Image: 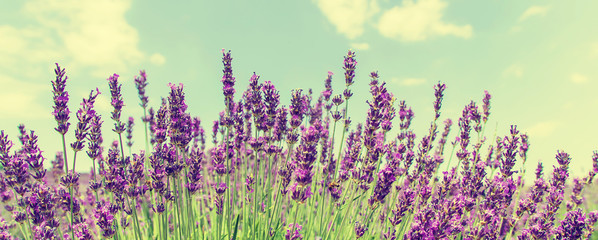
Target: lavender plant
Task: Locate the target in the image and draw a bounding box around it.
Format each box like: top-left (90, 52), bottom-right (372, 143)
top-left (0, 50), bottom-right (597, 240)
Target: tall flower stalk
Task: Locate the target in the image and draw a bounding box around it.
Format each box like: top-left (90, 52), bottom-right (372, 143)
top-left (0, 52), bottom-right (597, 240)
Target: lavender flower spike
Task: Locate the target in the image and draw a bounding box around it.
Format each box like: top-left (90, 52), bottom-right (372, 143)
top-left (433, 82), bottom-right (447, 120)
top-left (134, 70), bottom-right (149, 108)
top-left (126, 116), bottom-right (134, 148)
top-left (107, 73), bottom-right (125, 133)
top-left (222, 49), bottom-right (236, 110)
top-left (343, 50), bottom-right (357, 87)
top-left (70, 88), bottom-right (100, 153)
top-left (52, 63), bottom-right (71, 135)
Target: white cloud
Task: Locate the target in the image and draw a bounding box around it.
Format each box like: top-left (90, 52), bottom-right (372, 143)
top-left (315, 0), bottom-right (380, 39)
top-left (150, 53), bottom-right (166, 66)
top-left (12, 0), bottom-right (147, 77)
top-left (570, 73), bottom-right (588, 84)
top-left (377, 0), bottom-right (472, 42)
top-left (503, 64), bottom-right (523, 78)
top-left (350, 42), bottom-right (370, 50)
top-left (0, 0), bottom-right (153, 121)
top-left (519, 5), bottom-right (550, 22)
top-left (392, 77), bottom-right (427, 86)
top-left (526, 121), bottom-right (558, 137)
top-left (0, 74), bottom-right (47, 119)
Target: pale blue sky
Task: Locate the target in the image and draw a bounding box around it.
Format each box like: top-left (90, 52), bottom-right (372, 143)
top-left (1, 0), bottom-right (597, 181)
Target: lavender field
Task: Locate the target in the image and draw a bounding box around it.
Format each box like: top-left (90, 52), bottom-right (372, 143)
top-left (0, 49), bottom-right (596, 240)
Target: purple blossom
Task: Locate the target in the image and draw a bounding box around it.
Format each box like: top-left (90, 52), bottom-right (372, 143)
top-left (262, 81), bottom-right (280, 130)
top-left (389, 188), bottom-right (415, 226)
top-left (214, 182), bottom-right (227, 215)
top-left (285, 223), bottom-right (303, 240)
top-left (0, 131), bottom-right (12, 166)
top-left (94, 201), bottom-right (116, 238)
top-left (500, 125), bottom-right (521, 178)
top-left (221, 49), bottom-right (236, 110)
top-left (293, 124), bottom-right (320, 189)
top-left (482, 90), bottom-right (491, 123)
top-left (154, 103), bottom-right (169, 145)
top-left (86, 115), bottom-right (103, 161)
top-left (322, 71), bottom-right (333, 102)
top-left (554, 208), bottom-right (586, 239)
top-left (134, 70), bottom-right (149, 109)
top-left (289, 89), bottom-right (306, 129)
top-left (343, 50), bottom-right (357, 87)
top-left (52, 63), bottom-right (71, 135)
top-left (433, 82), bottom-right (447, 120)
top-left (398, 100), bottom-right (414, 131)
top-left (22, 131), bottom-right (47, 181)
top-left (435, 118), bottom-right (452, 156)
top-left (186, 148), bottom-right (203, 195)
top-left (168, 83), bottom-right (192, 148)
top-left (354, 222), bottom-right (367, 239)
top-left (126, 116), bottom-right (134, 148)
top-left (368, 166), bottom-right (396, 207)
top-left (71, 89), bottom-right (100, 152)
top-left (107, 73), bottom-right (125, 134)
top-left (588, 151), bottom-right (598, 184)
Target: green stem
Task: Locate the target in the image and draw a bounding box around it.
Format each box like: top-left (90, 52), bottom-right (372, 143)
top-left (61, 134), bottom-right (69, 173)
top-left (126, 196), bottom-right (142, 240)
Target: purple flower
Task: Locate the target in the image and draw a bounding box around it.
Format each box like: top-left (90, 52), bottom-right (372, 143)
top-left (499, 125), bottom-right (520, 178)
top-left (435, 119), bottom-right (452, 156)
top-left (73, 222), bottom-right (92, 240)
top-left (94, 201), bottom-right (116, 238)
top-left (272, 107), bottom-right (288, 142)
top-left (482, 90), bottom-right (491, 123)
top-left (278, 161), bottom-right (295, 196)
top-left (293, 124), bottom-right (320, 189)
top-left (107, 73), bottom-right (125, 134)
top-left (433, 82), bottom-right (447, 120)
top-left (322, 71), bottom-right (333, 102)
top-left (60, 171), bottom-right (80, 188)
top-left (52, 63), bottom-right (71, 135)
top-left (86, 115), bottom-right (104, 161)
top-left (262, 81), bottom-right (280, 130)
top-left (339, 125), bottom-right (362, 181)
top-left (155, 103), bottom-right (170, 145)
top-left (389, 188), bottom-right (415, 226)
top-left (343, 50), bottom-right (357, 87)
top-left (523, 151), bottom-right (571, 237)
top-left (70, 88), bottom-right (100, 152)
top-left (0, 131), bottom-right (12, 166)
top-left (126, 116), bottom-right (134, 148)
top-left (134, 70), bottom-right (149, 109)
top-left (21, 131), bottom-right (47, 181)
top-left (398, 101), bottom-right (414, 131)
top-left (588, 151), bottom-right (598, 184)
top-left (289, 89), bottom-right (307, 129)
top-left (186, 148), bottom-right (203, 195)
top-left (554, 208), bottom-right (586, 239)
top-left (354, 222), bottom-right (367, 239)
top-left (290, 183), bottom-right (312, 204)
top-left (168, 83), bottom-right (192, 148)
top-left (149, 144), bottom-right (168, 195)
top-left (221, 49), bottom-right (236, 110)
top-left (214, 182), bottom-right (227, 215)
top-left (368, 166), bottom-right (396, 207)
top-left (516, 162), bottom-right (547, 217)
top-left (285, 223), bottom-right (303, 240)
top-left (566, 177), bottom-right (584, 211)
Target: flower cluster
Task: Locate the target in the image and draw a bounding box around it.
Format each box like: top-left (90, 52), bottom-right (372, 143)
top-left (0, 50), bottom-right (596, 240)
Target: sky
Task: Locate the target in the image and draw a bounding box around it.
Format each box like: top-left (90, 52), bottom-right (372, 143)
top-left (0, 0), bottom-right (597, 182)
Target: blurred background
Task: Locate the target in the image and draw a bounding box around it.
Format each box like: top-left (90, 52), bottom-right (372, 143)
top-left (0, 0), bottom-right (597, 182)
